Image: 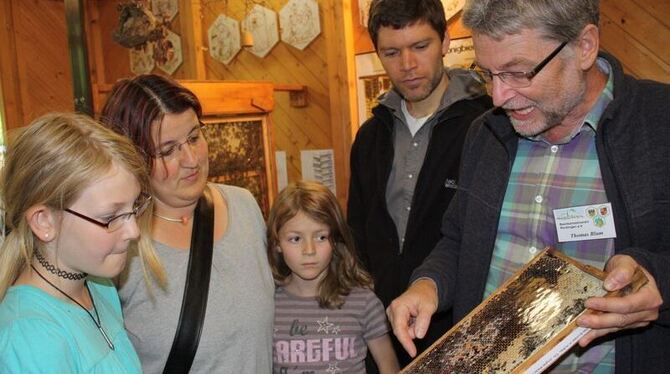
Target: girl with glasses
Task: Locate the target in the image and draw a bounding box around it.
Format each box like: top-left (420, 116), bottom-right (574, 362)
top-left (0, 113), bottom-right (160, 372)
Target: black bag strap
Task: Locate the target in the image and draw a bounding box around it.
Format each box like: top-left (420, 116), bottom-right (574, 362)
top-left (163, 187), bottom-right (214, 374)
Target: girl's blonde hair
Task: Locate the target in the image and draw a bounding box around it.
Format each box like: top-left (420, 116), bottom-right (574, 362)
top-left (0, 113), bottom-right (165, 300)
top-left (267, 181), bottom-right (373, 309)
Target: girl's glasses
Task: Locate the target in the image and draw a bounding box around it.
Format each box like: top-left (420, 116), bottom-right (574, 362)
top-left (64, 193), bottom-right (152, 232)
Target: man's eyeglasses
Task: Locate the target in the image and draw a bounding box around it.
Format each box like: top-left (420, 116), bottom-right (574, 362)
top-left (155, 123), bottom-right (206, 160)
top-left (64, 193), bottom-right (152, 232)
top-left (470, 41), bottom-right (568, 88)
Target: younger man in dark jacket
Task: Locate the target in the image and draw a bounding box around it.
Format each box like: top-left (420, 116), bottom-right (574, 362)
top-left (347, 0), bottom-right (491, 366)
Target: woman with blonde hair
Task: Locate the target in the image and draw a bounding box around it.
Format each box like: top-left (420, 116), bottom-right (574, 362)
top-left (0, 113), bottom-right (160, 372)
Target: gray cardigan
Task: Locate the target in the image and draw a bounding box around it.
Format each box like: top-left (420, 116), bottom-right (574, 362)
top-left (412, 52), bottom-right (670, 373)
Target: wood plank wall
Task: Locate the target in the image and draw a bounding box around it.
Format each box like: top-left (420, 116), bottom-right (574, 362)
top-left (0, 0), bottom-right (74, 130)
top-left (87, 0), bottom-right (333, 190)
top-left (1, 0), bottom-right (669, 152)
top-left (350, 0), bottom-right (670, 83)
top-left (198, 0), bottom-right (332, 187)
top-left (600, 0), bottom-right (670, 83)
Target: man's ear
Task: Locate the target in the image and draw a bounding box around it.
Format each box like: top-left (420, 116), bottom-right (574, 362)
top-left (441, 29), bottom-right (451, 56)
top-left (576, 24), bottom-right (600, 70)
top-left (25, 205), bottom-right (57, 243)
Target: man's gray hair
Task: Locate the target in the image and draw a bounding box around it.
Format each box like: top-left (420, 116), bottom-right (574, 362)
top-left (462, 0), bottom-right (599, 42)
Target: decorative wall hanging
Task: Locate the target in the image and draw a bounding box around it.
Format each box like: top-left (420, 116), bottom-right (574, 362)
top-left (178, 81), bottom-right (277, 217)
top-left (442, 0), bottom-right (465, 21)
top-left (300, 149), bottom-right (336, 194)
top-left (241, 4), bottom-right (279, 58)
top-left (202, 116), bottom-right (272, 217)
top-left (113, 2), bottom-right (161, 49)
top-left (208, 14), bottom-right (241, 65)
top-left (130, 43), bottom-right (155, 74)
top-left (278, 0), bottom-right (320, 51)
top-left (355, 52), bottom-right (389, 125)
top-left (444, 37), bottom-right (475, 69)
top-left (151, 0), bottom-right (179, 22)
top-left (358, 0), bottom-right (372, 27)
top-left (156, 29), bottom-right (182, 75)
top-left (114, 1), bottom-right (183, 75)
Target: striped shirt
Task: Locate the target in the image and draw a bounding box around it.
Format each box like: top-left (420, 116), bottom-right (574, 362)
top-left (273, 286), bottom-right (389, 373)
top-left (485, 58), bottom-right (616, 373)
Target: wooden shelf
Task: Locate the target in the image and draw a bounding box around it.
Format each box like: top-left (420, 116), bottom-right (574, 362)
top-left (274, 83), bottom-right (308, 108)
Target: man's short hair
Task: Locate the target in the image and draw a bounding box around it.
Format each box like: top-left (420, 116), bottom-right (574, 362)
top-left (463, 0), bottom-right (599, 42)
top-left (367, 0), bottom-right (447, 49)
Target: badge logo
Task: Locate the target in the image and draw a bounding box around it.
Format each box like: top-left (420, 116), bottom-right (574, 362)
top-left (585, 205), bottom-right (608, 227)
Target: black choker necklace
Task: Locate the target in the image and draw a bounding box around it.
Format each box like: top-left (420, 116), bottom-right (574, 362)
top-left (31, 265), bottom-right (115, 350)
top-left (33, 250), bottom-right (87, 281)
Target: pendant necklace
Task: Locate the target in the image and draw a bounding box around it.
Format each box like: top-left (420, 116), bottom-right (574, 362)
top-left (153, 212), bottom-right (192, 225)
top-left (31, 265), bottom-right (115, 350)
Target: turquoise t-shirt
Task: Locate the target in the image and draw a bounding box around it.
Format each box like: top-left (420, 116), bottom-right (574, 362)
top-left (0, 277), bottom-right (141, 373)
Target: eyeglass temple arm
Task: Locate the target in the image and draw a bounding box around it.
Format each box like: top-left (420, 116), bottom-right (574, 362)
top-left (527, 41), bottom-right (568, 79)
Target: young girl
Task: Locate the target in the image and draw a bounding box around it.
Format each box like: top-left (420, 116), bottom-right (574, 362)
top-left (0, 113), bottom-right (160, 372)
top-left (267, 181), bottom-right (399, 373)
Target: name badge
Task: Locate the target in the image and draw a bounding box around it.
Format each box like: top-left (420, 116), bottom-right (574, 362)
top-left (553, 203), bottom-right (617, 242)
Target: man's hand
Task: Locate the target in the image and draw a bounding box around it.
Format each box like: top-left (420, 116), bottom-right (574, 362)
top-left (386, 278), bottom-right (439, 357)
top-left (577, 254), bottom-right (663, 346)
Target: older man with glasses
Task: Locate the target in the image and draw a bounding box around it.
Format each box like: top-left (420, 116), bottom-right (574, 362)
top-left (387, 0), bottom-right (670, 372)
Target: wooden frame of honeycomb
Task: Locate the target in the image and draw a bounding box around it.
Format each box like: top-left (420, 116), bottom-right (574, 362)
top-left (401, 247), bottom-right (647, 373)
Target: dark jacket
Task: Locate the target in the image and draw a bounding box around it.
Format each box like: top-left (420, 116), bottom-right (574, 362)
top-left (412, 52), bottom-right (670, 373)
top-left (348, 71), bottom-right (492, 360)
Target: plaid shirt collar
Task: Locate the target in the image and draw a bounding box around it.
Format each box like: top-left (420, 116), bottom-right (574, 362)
top-left (526, 57), bottom-right (615, 143)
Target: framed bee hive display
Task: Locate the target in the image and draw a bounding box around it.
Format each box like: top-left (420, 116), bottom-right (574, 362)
top-left (401, 248), bottom-right (647, 374)
top-left (202, 115), bottom-right (272, 217)
top-left (179, 81), bottom-right (277, 218)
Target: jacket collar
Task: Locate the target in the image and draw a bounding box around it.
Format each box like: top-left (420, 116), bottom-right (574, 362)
top-left (371, 68), bottom-right (488, 132)
top-left (374, 67), bottom-right (487, 118)
top-left (598, 51), bottom-right (627, 128)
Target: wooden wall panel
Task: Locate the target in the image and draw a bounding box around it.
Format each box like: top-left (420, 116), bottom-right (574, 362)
top-left (349, 0), bottom-right (669, 83)
top-left (88, 0), bottom-right (334, 190)
top-left (1, 0), bottom-right (73, 129)
top-left (322, 0), bottom-right (358, 206)
top-left (95, 1), bottom-right (133, 82)
top-left (0, 0), bottom-right (22, 130)
top-left (2, 0), bottom-right (668, 191)
top-left (200, 0), bottom-right (333, 188)
top-left (95, 0), bottom-right (197, 85)
top-left (601, 0), bottom-right (670, 83)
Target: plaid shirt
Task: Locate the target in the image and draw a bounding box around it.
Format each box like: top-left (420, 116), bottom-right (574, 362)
top-left (485, 59), bottom-right (616, 373)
